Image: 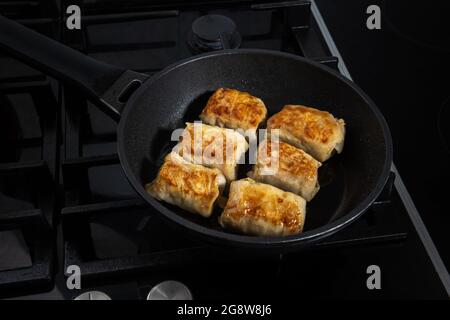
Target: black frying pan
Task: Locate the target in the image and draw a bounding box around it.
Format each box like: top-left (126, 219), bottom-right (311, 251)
top-left (0, 15), bottom-right (392, 250)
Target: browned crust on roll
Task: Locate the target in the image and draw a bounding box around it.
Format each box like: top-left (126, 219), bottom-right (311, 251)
top-left (146, 153), bottom-right (225, 217)
top-left (249, 140), bottom-right (321, 201)
top-left (200, 88), bottom-right (267, 133)
top-left (219, 178), bottom-right (306, 236)
top-left (267, 104), bottom-right (345, 162)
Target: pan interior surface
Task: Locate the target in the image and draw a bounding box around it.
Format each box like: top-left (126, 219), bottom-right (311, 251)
top-left (118, 50), bottom-right (391, 247)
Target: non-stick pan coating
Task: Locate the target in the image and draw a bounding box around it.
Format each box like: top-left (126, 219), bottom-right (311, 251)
top-left (118, 49), bottom-right (392, 249)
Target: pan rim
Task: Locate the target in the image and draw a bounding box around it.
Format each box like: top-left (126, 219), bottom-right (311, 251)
top-left (117, 48), bottom-right (393, 248)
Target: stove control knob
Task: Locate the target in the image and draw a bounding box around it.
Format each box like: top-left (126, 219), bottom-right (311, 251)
top-left (147, 280), bottom-right (192, 300)
top-left (74, 291), bottom-right (111, 300)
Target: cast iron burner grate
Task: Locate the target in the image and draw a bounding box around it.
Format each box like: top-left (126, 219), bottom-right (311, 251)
top-left (0, 77), bottom-right (58, 297)
top-left (187, 14), bottom-right (241, 52)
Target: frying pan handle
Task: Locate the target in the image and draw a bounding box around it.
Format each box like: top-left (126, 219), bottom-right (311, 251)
top-left (0, 14), bottom-right (148, 120)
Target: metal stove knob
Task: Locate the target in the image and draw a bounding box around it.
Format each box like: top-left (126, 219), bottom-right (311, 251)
top-left (74, 291), bottom-right (111, 300)
top-left (147, 280), bottom-right (193, 300)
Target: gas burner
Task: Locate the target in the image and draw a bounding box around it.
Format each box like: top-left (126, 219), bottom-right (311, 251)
top-left (147, 281), bottom-right (192, 300)
top-left (188, 14), bottom-right (241, 53)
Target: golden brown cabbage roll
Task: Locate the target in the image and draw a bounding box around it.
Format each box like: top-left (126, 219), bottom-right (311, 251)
top-left (267, 105), bottom-right (345, 162)
top-left (199, 88), bottom-right (267, 140)
top-left (146, 153), bottom-right (226, 217)
top-left (219, 178), bottom-right (306, 236)
top-left (248, 139), bottom-right (321, 201)
top-left (173, 122), bottom-right (248, 181)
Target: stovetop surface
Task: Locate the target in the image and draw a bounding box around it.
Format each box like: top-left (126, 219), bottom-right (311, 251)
top-left (316, 0), bottom-right (450, 271)
top-left (0, 0), bottom-right (448, 300)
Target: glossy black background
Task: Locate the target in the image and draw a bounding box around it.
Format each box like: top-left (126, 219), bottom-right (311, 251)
top-left (317, 0), bottom-right (450, 269)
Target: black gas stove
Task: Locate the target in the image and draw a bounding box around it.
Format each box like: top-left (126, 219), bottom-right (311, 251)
top-left (0, 0), bottom-right (448, 300)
